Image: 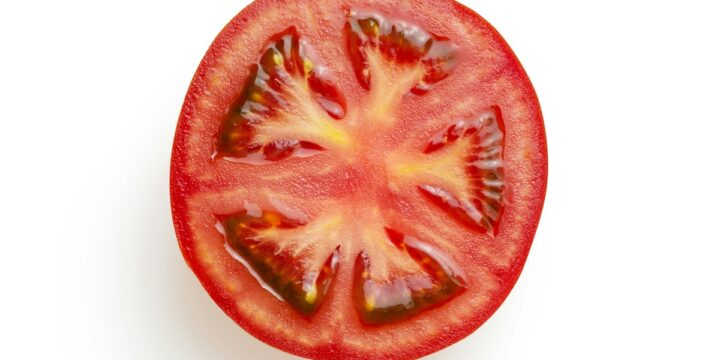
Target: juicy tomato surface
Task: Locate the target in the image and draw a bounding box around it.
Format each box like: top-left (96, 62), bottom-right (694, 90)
top-left (170, 0), bottom-right (547, 358)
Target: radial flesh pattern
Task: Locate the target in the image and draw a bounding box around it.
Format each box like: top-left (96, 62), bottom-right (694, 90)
top-left (171, 1), bottom-right (546, 359)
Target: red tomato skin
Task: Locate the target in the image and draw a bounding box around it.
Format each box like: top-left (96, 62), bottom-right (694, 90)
top-left (170, 0), bottom-right (547, 358)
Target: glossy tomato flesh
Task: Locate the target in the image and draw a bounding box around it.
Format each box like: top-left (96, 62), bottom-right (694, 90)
top-left (171, 0), bottom-right (547, 358)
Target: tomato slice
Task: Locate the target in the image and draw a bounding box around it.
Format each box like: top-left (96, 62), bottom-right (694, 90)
top-left (171, 0), bottom-right (547, 358)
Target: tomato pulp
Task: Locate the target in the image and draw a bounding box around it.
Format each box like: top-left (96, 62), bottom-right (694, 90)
top-left (171, 0), bottom-right (547, 358)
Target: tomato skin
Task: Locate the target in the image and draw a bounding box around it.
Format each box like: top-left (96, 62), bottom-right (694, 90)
top-left (170, 0), bottom-right (547, 359)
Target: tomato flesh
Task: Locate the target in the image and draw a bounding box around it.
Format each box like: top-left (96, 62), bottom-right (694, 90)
top-left (171, 1), bottom-right (547, 359)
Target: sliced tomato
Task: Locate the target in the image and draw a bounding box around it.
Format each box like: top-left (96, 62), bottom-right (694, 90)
top-left (171, 0), bottom-right (547, 358)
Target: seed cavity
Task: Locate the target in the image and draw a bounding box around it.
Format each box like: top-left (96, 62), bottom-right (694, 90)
top-left (352, 228), bottom-right (467, 325)
top-left (345, 10), bottom-right (459, 94)
top-left (420, 107), bottom-right (506, 236)
top-left (217, 204), bottom-right (340, 316)
top-left (214, 26), bottom-right (348, 164)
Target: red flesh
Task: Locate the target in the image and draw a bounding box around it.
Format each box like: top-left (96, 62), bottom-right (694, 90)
top-left (171, 1), bottom-right (547, 359)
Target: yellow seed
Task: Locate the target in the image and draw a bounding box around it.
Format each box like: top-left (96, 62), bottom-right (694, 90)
top-left (365, 297), bottom-right (375, 311)
top-left (263, 212), bottom-right (282, 226)
top-left (249, 91), bottom-right (264, 102)
top-left (305, 285), bottom-right (317, 304)
top-left (272, 51), bottom-right (283, 65)
top-left (360, 18), bottom-right (380, 36)
top-left (369, 19), bottom-right (379, 36)
top-left (303, 58), bottom-right (314, 76)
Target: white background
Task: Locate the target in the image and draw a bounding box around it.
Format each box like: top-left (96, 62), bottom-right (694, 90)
top-left (1, 0), bottom-right (719, 359)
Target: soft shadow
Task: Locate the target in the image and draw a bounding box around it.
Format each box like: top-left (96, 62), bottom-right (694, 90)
top-left (119, 115), bottom-right (298, 360)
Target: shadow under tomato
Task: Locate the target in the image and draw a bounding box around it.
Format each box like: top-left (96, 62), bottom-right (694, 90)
top-left (135, 161), bottom-right (297, 359)
top-left (89, 111), bottom-right (298, 360)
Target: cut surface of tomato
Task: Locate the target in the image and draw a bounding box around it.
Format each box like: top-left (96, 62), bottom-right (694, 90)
top-left (171, 0), bottom-right (547, 359)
